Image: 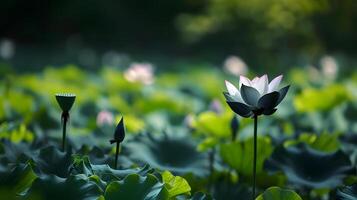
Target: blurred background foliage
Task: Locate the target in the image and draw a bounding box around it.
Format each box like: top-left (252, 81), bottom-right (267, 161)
top-left (0, 0), bottom-right (356, 71)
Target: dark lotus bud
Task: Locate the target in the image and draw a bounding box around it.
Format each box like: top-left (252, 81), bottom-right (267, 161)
top-left (110, 117), bottom-right (125, 144)
top-left (231, 115), bottom-right (239, 140)
top-left (55, 93), bottom-right (76, 112)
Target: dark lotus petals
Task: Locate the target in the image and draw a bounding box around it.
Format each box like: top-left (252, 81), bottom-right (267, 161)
top-left (226, 102), bottom-right (253, 118)
top-left (276, 85), bottom-right (290, 105)
top-left (258, 91), bottom-right (280, 110)
top-left (262, 108), bottom-right (277, 115)
top-left (240, 85), bottom-right (260, 106)
top-left (223, 92), bottom-right (236, 102)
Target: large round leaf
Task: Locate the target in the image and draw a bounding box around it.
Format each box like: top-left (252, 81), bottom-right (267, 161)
top-left (256, 187), bottom-right (302, 200)
top-left (26, 174), bottom-right (103, 200)
top-left (220, 136), bottom-right (273, 177)
top-left (34, 146), bottom-right (73, 178)
top-left (70, 156), bottom-right (154, 182)
top-left (161, 170), bottom-right (191, 198)
top-left (104, 174), bottom-right (169, 200)
top-left (0, 163), bottom-right (37, 197)
top-left (265, 143), bottom-right (355, 189)
top-left (190, 192), bottom-right (213, 200)
top-left (125, 133), bottom-right (209, 177)
top-left (336, 184), bottom-right (357, 200)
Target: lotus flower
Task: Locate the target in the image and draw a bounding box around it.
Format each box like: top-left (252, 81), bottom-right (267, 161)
top-left (124, 62), bottom-right (154, 85)
top-left (224, 75), bottom-right (289, 118)
top-left (96, 110), bottom-right (114, 127)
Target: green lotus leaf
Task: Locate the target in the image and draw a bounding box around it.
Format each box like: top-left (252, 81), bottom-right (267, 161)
top-left (211, 177), bottom-right (251, 200)
top-left (336, 184), bottom-right (357, 200)
top-left (293, 84), bottom-right (349, 112)
top-left (34, 146), bottom-right (73, 178)
top-left (265, 143), bottom-right (355, 189)
top-left (0, 140), bottom-right (32, 165)
top-left (76, 145), bottom-right (112, 165)
top-left (0, 163), bottom-right (38, 197)
top-left (26, 174), bottom-right (103, 200)
top-left (258, 92), bottom-right (280, 110)
top-left (255, 187), bottom-right (302, 200)
top-left (161, 170), bottom-right (191, 198)
top-left (190, 192), bottom-right (214, 200)
top-left (192, 111), bottom-right (232, 138)
top-left (284, 133), bottom-right (340, 153)
top-left (240, 85), bottom-right (260, 106)
top-left (226, 102), bottom-right (253, 118)
top-left (104, 174), bottom-right (169, 200)
top-left (70, 156), bottom-right (154, 182)
top-left (220, 136), bottom-right (273, 177)
top-left (55, 93), bottom-right (76, 112)
top-left (126, 133), bottom-right (209, 177)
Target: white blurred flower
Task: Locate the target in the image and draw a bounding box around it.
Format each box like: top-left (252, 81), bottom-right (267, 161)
top-left (124, 62), bottom-right (154, 85)
top-left (307, 65), bottom-right (321, 81)
top-left (0, 39), bottom-right (15, 59)
top-left (96, 110), bottom-right (114, 127)
top-left (209, 99), bottom-right (223, 114)
top-left (184, 114), bottom-right (195, 128)
top-left (320, 56), bottom-right (338, 80)
top-left (223, 56), bottom-right (248, 76)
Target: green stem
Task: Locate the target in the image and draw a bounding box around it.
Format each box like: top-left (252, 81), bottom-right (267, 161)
top-left (208, 147), bottom-right (215, 192)
top-left (252, 115), bottom-right (258, 200)
top-left (62, 114), bottom-right (68, 152)
top-left (114, 142), bottom-right (120, 169)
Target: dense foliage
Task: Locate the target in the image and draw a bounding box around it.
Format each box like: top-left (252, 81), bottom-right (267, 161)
top-left (0, 64), bottom-right (356, 199)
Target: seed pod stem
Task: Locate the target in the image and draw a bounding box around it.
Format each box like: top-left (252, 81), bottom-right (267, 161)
top-left (61, 111), bottom-right (69, 152)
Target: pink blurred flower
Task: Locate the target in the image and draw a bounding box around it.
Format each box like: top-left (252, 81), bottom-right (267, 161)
top-left (96, 110), bottom-right (114, 127)
top-left (124, 62), bottom-right (154, 85)
top-left (223, 56), bottom-right (248, 76)
top-left (209, 99), bottom-right (223, 114)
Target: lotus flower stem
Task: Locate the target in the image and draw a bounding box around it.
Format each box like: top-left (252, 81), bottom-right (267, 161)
top-left (252, 114), bottom-right (258, 200)
top-left (61, 112), bottom-right (69, 152)
top-left (208, 147), bottom-right (215, 192)
top-left (114, 142), bottom-right (120, 169)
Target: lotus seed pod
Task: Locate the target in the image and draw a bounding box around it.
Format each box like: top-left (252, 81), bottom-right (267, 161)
top-left (55, 93), bottom-right (76, 112)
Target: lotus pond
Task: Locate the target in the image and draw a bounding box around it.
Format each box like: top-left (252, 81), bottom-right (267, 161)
top-left (0, 64), bottom-right (357, 200)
